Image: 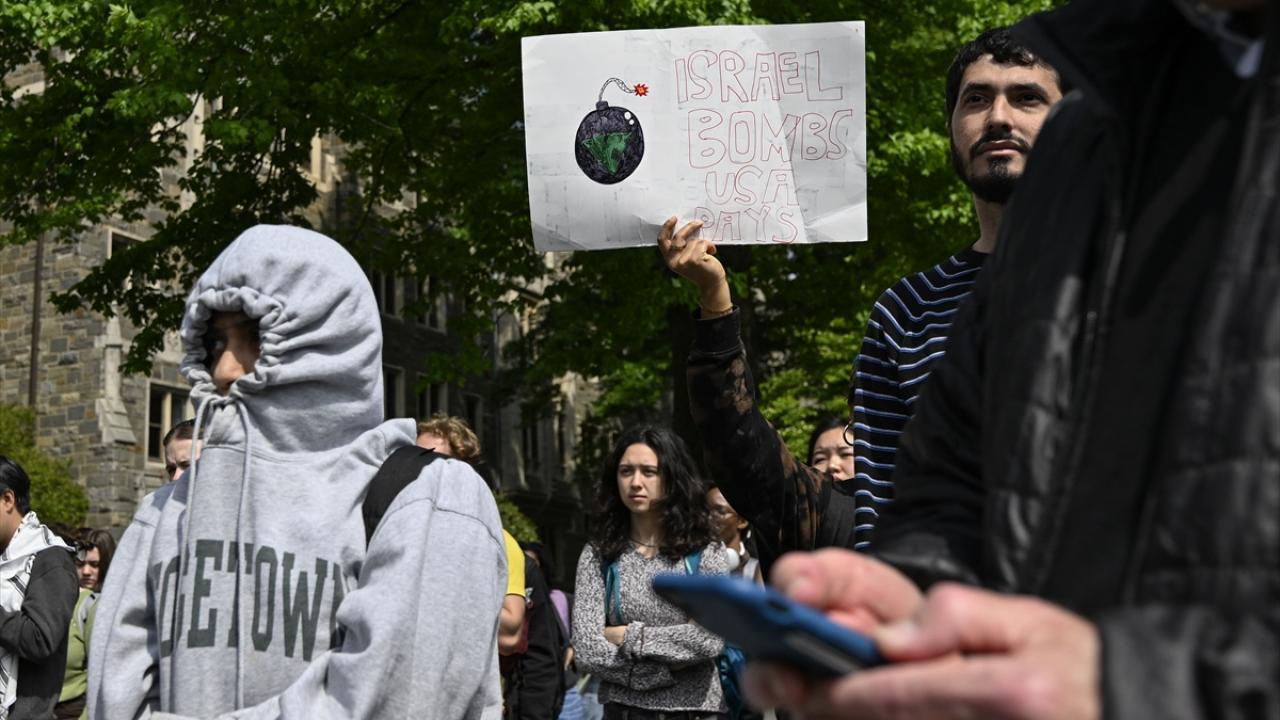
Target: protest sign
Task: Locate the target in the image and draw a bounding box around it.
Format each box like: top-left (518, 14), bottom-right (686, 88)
top-left (522, 22), bottom-right (866, 252)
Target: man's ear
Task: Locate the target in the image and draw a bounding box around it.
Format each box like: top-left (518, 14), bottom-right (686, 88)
top-left (0, 489), bottom-right (14, 512)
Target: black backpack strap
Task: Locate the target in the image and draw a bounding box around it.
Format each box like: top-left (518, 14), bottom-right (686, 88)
top-left (362, 445), bottom-right (443, 545)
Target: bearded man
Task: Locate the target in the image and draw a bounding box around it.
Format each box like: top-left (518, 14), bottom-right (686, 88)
top-left (845, 27), bottom-right (1064, 547)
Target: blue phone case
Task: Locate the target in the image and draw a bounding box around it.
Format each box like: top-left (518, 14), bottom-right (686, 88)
top-left (651, 573), bottom-right (885, 677)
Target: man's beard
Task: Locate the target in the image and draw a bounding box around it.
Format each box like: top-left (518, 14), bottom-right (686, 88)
top-left (950, 132), bottom-right (1024, 205)
top-left (966, 156), bottom-right (1018, 204)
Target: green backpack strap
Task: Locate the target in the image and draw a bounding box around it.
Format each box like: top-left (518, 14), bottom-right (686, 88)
top-left (603, 560), bottom-right (622, 625)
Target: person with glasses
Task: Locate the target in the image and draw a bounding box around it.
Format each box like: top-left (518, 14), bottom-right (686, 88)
top-left (705, 487), bottom-right (761, 586)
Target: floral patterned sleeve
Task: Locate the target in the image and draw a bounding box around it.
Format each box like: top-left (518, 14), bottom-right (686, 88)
top-left (686, 308), bottom-right (840, 577)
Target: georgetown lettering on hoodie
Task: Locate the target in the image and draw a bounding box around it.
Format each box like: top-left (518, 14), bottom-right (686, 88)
top-left (87, 226), bottom-right (507, 719)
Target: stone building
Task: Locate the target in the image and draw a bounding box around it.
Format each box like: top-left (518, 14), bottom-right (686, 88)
top-left (0, 70), bottom-right (595, 580)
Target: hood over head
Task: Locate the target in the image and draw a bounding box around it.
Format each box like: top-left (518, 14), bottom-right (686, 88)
top-left (179, 225), bottom-right (384, 454)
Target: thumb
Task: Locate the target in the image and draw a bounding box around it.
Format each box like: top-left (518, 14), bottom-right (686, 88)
top-left (875, 583), bottom-right (1023, 662)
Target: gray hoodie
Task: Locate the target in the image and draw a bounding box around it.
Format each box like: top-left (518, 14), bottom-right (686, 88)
top-left (87, 226), bottom-right (506, 719)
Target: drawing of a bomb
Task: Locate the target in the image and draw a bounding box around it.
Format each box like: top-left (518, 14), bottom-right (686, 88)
top-left (575, 78), bottom-right (648, 184)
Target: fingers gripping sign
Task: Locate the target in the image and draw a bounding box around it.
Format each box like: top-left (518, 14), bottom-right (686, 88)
top-left (657, 216), bottom-right (733, 316)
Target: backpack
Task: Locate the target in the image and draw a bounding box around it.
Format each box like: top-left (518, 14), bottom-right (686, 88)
top-left (548, 588), bottom-right (578, 687)
top-left (363, 447), bottom-right (565, 718)
top-left (361, 445), bottom-right (443, 544)
top-left (503, 560), bottom-right (567, 719)
top-left (322, 445), bottom-right (443, 649)
top-left (76, 589), bottom-right (98, 637)
top-left (603, 550), bottom-right (748, 719)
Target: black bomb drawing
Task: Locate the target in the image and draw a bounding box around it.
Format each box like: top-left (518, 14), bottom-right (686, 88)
top-left (575, 78), bottom-right (648, 184)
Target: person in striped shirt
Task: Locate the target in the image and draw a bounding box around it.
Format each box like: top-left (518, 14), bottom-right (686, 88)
top-left (847, 27), bottom-right (1064, 547)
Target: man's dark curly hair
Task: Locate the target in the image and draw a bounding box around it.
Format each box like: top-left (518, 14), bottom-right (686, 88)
top-left (0, 455), bottom-right (31, 514)
top-left (944, 26), bottom-right (1061, 121)
top-left (590, 425), bottom-right (713, 566)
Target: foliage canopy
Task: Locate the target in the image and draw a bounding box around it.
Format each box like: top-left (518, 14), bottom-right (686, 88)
top-left (0, 0), bottom-right (1060, 465)
top-left (0, 404), bottom-right (88, 526)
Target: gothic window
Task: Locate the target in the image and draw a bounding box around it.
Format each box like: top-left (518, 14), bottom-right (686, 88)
top-left (147, 384), bottom-right (192, 461)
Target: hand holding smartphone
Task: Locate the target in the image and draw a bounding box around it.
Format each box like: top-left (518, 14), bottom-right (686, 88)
top-left (652, 573), bottom-right (885, 678)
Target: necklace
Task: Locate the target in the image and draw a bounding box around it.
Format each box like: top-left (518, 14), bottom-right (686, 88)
top-left (629, 537), bottom-right (659, 548)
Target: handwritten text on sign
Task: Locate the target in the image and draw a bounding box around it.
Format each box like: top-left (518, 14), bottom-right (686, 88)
top-left (676, 49), bottom-right (855, 244)
top-left (521, 23), bottom-right (866, 252)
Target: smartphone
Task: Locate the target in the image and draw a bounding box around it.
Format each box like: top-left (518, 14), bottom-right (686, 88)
top-left (652, 573), bottom-right (885, 677)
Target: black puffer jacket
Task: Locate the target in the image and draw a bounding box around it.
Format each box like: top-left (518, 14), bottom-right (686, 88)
top-left (872, 0), bottom-right (1280, 717)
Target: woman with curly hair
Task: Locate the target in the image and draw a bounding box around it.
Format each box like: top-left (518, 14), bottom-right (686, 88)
top-left (572, 425), bottom-right (729, 720)
top-left (415, 414), bottom-right (483, 465)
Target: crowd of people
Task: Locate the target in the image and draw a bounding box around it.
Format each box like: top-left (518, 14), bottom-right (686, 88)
top-left (0, 457), bottom-right (118, 720)
top-left (0, 0), bottom-right (1273, 717)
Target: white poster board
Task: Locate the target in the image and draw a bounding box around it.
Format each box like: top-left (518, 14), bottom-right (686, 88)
top-left (522, 22), bottom-right (866, 252)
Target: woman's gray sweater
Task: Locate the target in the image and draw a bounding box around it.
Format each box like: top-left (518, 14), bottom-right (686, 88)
top-left (572, 542), bottom-right (729, 713)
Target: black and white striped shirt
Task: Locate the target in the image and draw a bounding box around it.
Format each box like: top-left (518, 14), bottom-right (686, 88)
top-left (848, 247), bottom-right (988, 549)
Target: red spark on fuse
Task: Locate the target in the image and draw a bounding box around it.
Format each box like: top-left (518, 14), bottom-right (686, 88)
top-left (633, 83), bottom-right (649, 97)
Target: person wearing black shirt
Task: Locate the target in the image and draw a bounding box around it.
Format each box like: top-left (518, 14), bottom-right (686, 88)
top-left (0, 457), bottom-right (78, 720)
top-left (740, 1), bottom-right (1280, 718)
top-left (505, 545), bottom-right (567, 720)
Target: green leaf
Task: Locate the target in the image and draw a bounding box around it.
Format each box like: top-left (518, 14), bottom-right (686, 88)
top-left (581, 131), bottom-right (631, 174)
top-left (496, 494), bottom-right (540, 543)
top-left (0, 0), bottom-right (1065, 485)
top-left (0, 403), bottom-right (87, 526)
